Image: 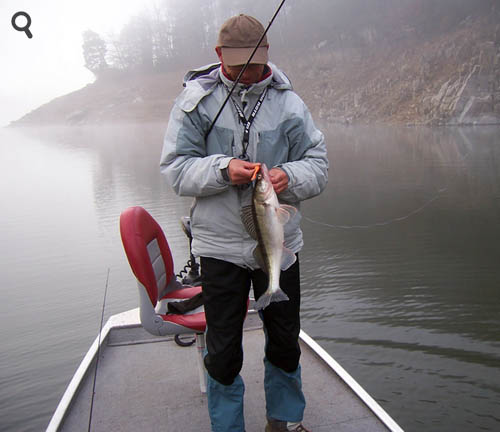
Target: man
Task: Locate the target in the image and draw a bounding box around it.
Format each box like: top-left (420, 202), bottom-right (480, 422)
top-left (160, 14), bottom-right (328, 432)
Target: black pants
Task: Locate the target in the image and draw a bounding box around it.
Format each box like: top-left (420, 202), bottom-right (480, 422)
top-left (201, 256), bottom-right (301, 386)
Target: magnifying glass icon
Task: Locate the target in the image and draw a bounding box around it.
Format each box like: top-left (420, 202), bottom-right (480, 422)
top-left (11, 11), bottom-right (33, 39)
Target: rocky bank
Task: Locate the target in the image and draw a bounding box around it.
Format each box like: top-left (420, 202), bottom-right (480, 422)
top-left (287, 15), bottom-right (500, 126)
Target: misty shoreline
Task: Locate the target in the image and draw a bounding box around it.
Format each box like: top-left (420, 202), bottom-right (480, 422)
top-left (8, 4), bottom-right (500, 128)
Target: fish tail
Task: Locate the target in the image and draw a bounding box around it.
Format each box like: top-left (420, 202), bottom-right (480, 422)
top-left (255, 288), bottom-right (290, 310)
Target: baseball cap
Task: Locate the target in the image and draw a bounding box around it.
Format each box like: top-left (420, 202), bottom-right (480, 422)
top-left (216, 14), bottom-right (269, 66)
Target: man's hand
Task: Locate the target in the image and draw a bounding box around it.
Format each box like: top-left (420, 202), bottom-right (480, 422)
top-left (269, 167), bottom-right (289, 194)
top-left (228, 159), bottom-right (260, 185)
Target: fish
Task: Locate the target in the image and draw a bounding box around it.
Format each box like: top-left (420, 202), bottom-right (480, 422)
top-left (241, 163), bottom-right (297, 310)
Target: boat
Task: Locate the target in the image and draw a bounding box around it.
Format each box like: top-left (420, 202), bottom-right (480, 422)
top-left (46, 207), bottom-right (404, 431)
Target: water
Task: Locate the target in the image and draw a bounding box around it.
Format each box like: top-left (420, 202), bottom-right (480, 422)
top-left (0, 123), bottom-right (499, 431)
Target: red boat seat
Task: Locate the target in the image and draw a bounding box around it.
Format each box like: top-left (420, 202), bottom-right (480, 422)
top-left (119, 206), bottom-right (206, 336)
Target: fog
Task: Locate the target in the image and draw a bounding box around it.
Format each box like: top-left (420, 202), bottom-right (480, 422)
top-left (0, 0), bottom-right (496, 127)
top-left (0, 0), bottom-right (146, 127)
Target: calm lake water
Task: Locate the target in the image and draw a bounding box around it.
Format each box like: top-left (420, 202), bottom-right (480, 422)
top-left (0, 123), bottom-right (499, 432)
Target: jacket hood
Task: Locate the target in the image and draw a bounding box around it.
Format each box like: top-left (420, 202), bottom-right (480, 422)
top-left (178, 62), bottom-right (292, 112)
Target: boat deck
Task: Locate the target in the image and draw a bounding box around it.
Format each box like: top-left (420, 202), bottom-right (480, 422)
top-left (52, 310), bottom-right (399, 431)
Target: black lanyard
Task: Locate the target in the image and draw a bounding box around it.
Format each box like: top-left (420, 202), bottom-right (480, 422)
top-left (228, 86), bottom-right (269, 160)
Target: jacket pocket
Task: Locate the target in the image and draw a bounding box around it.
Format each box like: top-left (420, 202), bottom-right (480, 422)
top-left (206, 126), bottom-right (234, 156)
top-left (257, 128), bottom-right (290, 166)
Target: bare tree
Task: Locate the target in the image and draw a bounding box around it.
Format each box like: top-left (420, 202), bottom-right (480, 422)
top-left (82, 30), bottom-right (108, 77)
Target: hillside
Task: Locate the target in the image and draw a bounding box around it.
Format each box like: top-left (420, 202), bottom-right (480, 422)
top-left (287, 13), bottom-right (500, 125)
top-left (10, 70), bottom-right (184, 126)
top-left (10, 11), bottom-right (500, 127)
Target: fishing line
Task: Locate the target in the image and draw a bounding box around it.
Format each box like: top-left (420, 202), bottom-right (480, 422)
top-left (88, 267), bottom-right (110, 432)
top-left (205, 0), bottom-right (287, 139)
top-left (311, 129), bottom-right (478, 230)
top-left (304, 187), bottom-right (447, 230)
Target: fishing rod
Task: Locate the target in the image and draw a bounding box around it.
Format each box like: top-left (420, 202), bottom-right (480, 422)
top-left (205, 0), bottom-right (287, 139)
top-left (88, 268), bottom-right (110, 432)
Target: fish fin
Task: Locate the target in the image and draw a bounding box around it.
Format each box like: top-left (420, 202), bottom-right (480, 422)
top-left (280, 247), bottom-right (296, 271)
top-left (276, 204), bottom-right (297, 225)
top-left (241, 205), bottom-right (257, 240)
top-left (253, 247), bottom-right (267, 273)
top-left (255, 288), bottom-right (289, 310)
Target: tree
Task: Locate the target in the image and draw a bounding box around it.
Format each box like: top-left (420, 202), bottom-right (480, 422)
top-left (82, 30), bottom-right (108, 77)
top-left (116, 14), bottom-right (154, 72)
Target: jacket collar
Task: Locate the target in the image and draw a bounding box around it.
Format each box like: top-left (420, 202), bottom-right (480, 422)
top-left (219, 65), bottom-right (274, 96)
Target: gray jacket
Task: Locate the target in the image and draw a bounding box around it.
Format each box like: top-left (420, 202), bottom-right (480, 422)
top-left (160, 63), bottom-right (328, 269)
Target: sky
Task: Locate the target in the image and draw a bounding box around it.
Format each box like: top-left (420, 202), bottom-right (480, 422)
top-left (0, 0), bottom-right (149, 127)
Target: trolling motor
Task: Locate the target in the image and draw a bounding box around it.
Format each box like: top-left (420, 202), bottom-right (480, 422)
top-left (177, 216), bottom-right (201, 286)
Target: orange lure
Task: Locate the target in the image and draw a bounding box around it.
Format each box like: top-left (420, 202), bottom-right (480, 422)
top-left (250, 163), bottom-right (261, 181)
